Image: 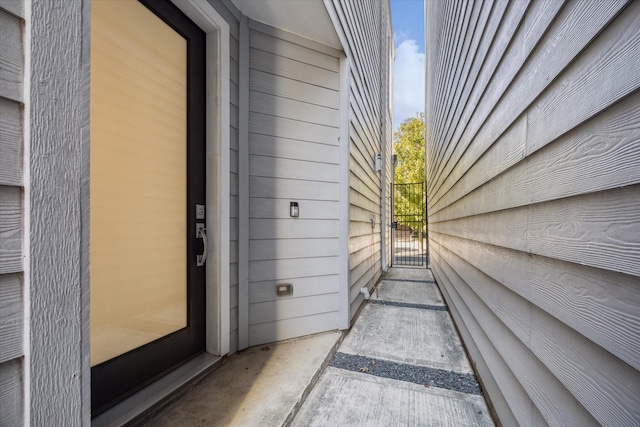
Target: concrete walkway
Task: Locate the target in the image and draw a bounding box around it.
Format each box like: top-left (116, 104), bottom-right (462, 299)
top-left (140, 267), bottom-right (493, 426)
top-left (292, 268), bottom-right (494, 426)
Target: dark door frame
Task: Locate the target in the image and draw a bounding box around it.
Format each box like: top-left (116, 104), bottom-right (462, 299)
top-left (90, 0), bottom-right (207, 414)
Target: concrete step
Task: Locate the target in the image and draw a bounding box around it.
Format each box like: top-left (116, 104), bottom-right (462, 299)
top-left (140, 331), bottom-right (342, 427)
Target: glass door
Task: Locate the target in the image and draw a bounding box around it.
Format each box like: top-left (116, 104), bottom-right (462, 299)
top-left (90, 0), bottom-right (206, 414)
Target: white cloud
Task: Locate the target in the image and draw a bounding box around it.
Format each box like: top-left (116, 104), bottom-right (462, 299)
top-left (393, 38), bottom-right (425, 130)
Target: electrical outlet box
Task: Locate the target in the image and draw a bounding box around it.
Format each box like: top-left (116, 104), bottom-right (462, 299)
top-left (276, 283), bottom-right (293, 296)
top-left (196, 204), bottom-right (205, 219)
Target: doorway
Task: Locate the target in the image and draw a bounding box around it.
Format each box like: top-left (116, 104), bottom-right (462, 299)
top-left (89, 0), bottom-right (206, 414)
top-left (392, 182), bottom-right (427, 267)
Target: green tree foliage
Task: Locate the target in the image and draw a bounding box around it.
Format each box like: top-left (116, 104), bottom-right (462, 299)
top-left (393, 113), bottom-right (426, 234)
top-left (394, 112), bottom-right (425, 185)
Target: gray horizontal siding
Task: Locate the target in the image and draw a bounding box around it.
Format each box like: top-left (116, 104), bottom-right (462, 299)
top-left (0, 358), bottom-right (23, 427)
top-left (326, 0), bottom-right (392, 321)
top-left (426, 0), bottom-right (640, 425)
top-left (0, 8), bottom-right (23, 103)
top-left (247, 21), bottom-right (341, 346)
top-left (0, 2), bottom-right (24, 426)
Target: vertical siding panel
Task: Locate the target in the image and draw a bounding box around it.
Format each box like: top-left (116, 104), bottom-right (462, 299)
top-left (29, 0), bottom-right (90, 423)
top-left (426, 0), bottom-right (640, 425)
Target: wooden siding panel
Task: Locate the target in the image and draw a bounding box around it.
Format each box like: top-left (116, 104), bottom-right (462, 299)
top-left (249, 48), bottom-right (339, 90)
top-left (248, 19), bottom-right (342, 58)
top-left (249, 30), bottom-right (339, 71)
top-left (249, 293), bottom-right (338, 325)
top-left (432, 90), bottom-right (640, 222)
top-left (434, 232), bottom-right (640, 372)
top-left (250, 91), bottom-right (339, 128)
top-left (249, 219), bottom-right (339, 240)
top-left (0, 9), bottom-right (22, 103)
top-left (431, 266), bottom-right (521, 427)
top-left (250, 275), bottom-right (338, 304)
top-left (249, 134), bottom-right (339, 165)
top-left (249, 256), bottom-right (339, 283)
top-left (0, 186), bottom-right (21, 275)
top-left (247, 23), bottom-right (342, 345)
top-left (248, 311), bottom-right (338, 346)
top-left (433, 0), bottom-right (510, 179)
top-left (250, 199), bottom-right (339, 220)
top-left (432, 185), bottom-right (640, 277)
top-left (434, 239), bottom-right (640, 425)
top-left (427, 1), bottom-right (640, 425)
top-left (435, 0), bottom-right (494, 152)
top-left (527, 19), bottom-right (640, 156)
top-left (325, 0), bottom-right (391, 321)
top-left (432, 252), bottom-right (594, 426)
top-left (0, 1), bottom-right (23, 19)
top-left (0, 275), bottom-right (21, 364)
top-left (432, 0), bottom-right (626, 206)
top-left (249, 112), bottom-right (339, 145)
top-left (0, 98), bottom-right (22, 187)
top-left (0, 358), bottom-right (22, 427)
top-left (428, 0), bottom-right (530, 189)
top-left (249, 155), bottom-right (339, 183)
top-left (250, 176), bottom-right (338, 201)
top-left (250, 238), bottom-right (338, 261)
top-left (433, 0), bottom-right (477, 144)
top-left (0, 0), bottom-right (24, 423)
top-left (250, 69), bottom-right (339, 109)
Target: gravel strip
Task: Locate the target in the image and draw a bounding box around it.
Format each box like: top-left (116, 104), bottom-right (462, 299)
top-left (330, 353), bottom-right (482, 395)
top-left (372, 299), bottom-right (448, 311)
top-left (381, 279), bottom-right (436, 284)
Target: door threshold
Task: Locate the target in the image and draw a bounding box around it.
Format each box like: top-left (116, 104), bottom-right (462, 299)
top-left (92, 353), bottom-right (222, 427)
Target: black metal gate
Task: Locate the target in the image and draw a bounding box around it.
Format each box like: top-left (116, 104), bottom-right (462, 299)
top-left (392, 182), bottom-right (427, 266)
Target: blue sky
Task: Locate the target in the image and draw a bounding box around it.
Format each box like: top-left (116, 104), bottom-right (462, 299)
top-left (390, 0), bottom-right (425, 131)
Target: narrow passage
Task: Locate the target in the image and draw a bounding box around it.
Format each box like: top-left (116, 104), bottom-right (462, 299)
top-left (292, 267), bottom-right (494, 426)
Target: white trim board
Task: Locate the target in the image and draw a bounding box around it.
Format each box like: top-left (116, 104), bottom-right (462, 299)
top-left (238, 13), bottom-right (250, 351)
top-left (338, 54), bottom-right (350, 330)
top-left (171, 0), bottom-right (231, 357)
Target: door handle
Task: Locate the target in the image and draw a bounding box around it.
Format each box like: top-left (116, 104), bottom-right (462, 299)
top-left (196, 223), bottom-right (207, 266)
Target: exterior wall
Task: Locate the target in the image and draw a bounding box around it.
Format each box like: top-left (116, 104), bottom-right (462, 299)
top-left (3, 0), bottom-right (394, 421)
top-left (425, 1), bottom-right (640, 425)
top-left (247, 20), bottom-right (342, 346)
top-left (383, 16), bottom-right (393, 270)
top-left (0, 2), bottom-right (27, 425)
top-left (325, 0), bottom-right (393, 321)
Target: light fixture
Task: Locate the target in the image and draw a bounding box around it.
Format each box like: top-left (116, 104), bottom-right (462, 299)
top-left (290, 201), bottom-right (299, 217)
